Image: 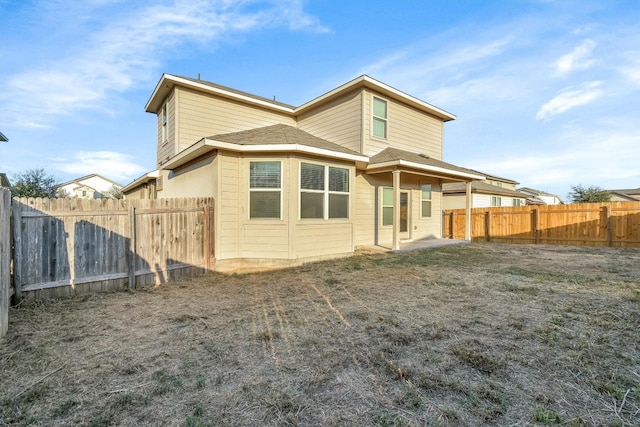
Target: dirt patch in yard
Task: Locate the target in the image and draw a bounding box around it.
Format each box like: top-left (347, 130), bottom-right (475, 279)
top-left (1, 243), bottom-right (639, 426)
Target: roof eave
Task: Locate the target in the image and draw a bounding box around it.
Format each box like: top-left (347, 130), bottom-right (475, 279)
top-left (162, 138), bottom-right (369, 170)
top-left (121, 170), bottom-right (161, 193)
top-left (295, 75), bottom-right (456, 122)
top-left (145, 74), bottom-right (295, 114)
top-left (367, 160), bottom-right (484, 181)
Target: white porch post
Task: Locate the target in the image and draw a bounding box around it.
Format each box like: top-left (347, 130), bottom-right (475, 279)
top-left (465, 181), bottom-right (472, 241)
top-left (392, 170), bottom-right (401, 250)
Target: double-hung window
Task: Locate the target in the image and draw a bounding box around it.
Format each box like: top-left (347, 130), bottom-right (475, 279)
top-left (382, 187), bottom-right (393, 226)
top-left (249, 161), bottom-right (281, 219)
top-left (421, 184), bottom-right (432, 218)
top-left (300, 162), bottom-right (349, 219)
top-left (372, 97), bottom-right (387, 139)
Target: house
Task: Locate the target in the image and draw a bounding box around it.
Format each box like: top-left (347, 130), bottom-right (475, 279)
top-left (56, 174), bottom-right (123, 199)
top-left (442, 172), bottom-right (525, 209)
top-left (124, 74), bottom-right (484, 271)
top-left (0, 174), bottom-right (10, 189)
top-left (516, 187), bottom-right (563, 205)
top-left (607, 188), bottom-right (640, 202)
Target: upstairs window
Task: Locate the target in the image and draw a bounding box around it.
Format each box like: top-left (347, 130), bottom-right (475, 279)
top-left (372, 97), bottom-right (387, 139)
top-left (300, 162), bottom-right (349, 219)
top-left (421, 184), bottom-right (432, 218)
top-left (161, 104), bottom-right (168, 142)
top-left (249, 161), bottom-right (281, 219)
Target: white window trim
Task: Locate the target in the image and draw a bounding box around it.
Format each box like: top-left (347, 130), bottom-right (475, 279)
top-left (299, 161), bottom-right (350, 220)
top-left (372, 96), bottom-right (388, 140)
top-left (381, 186), bottom-right (393, 227)
top-left (421, 184), bottom-right (432, 218)
top-left (161, 103), bottom-right (168, 143)
top-left (248, 160), bottom-right (283, 220)
top-left (491, 196), bottom-right (502, 207)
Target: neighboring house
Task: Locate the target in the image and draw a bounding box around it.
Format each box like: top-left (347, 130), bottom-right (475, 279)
top-left (124, 73), bottom-right (484, 271)
top-left (607, 188), bottom-right (640, 202)
top-left (442, 172), bottom-right (525, 209)
top-left (517, 187), bottom-right (563, 205)
top-left (0, 132), bottom-right (7, 142)
top-left (56, 174), bottom-right (123, 199)
top-left (0, 173), bottom-right (10, 189)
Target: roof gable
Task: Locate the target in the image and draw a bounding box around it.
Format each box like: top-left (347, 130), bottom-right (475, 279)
top-left (146, 74), bottom-right (455, 122)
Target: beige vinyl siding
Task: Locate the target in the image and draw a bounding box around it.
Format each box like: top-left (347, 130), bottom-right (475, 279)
top-left (217, 153), bottom-right (241, 259)
top-left (240, 224), bottom-right (289, 258)
top-left (363, 90), bottom-right (444, 159)
top-left (353, 171), bottom-right (378, 247)
top-left (157, 92), bottom-right (176, 167)
top-left (297, 89), bottom-right (363, 153)
top-left (294, 223), bottom-right (353, 258)
top-left (176, 87), bottom-right (295, 153)
top-left (157, 154), bottom-right (217, 198)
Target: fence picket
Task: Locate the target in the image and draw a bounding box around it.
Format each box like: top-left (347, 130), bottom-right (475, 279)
top-left (443, 201), bottom-right (640, 247)
top-left (10, 197), bottom-right (214, 300)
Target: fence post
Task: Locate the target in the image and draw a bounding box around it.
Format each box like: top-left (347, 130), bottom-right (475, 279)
top-left (12, 201), bottom-right (22, 299)
top-left (533, 208), bottom-right (540, 244)
top-left (485, 211), bottom-right (492, 243)
top-left (604, 205), bottom-right (612, 247)
top-left (128, 205), bottom-right (136, 289)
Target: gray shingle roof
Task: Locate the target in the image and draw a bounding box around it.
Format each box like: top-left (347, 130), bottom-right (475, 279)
top-left (369, 147), bottom-right (482, 177)
top-left (207, 124), bottom-right (362, 156)
top-left (443, 181), bottom-right (525, 197)
top-left (173, 75), bottom-right (295, 109)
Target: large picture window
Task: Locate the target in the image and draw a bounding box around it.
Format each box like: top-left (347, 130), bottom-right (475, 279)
top-left (421, 184), bottom-right (432, 218)
top-left (372, 97), bottom-right (387, 139)
top-left (300, 162), bottom-right (349, 219)
top-left (249, 161), bottom-right (281, 219)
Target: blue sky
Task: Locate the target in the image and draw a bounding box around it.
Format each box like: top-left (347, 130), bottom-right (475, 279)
top-left (1, 0), bottom-right (639, 199)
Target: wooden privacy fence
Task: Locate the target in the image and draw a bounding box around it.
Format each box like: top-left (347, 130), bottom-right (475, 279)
top-left (443, 201), bottom-right (640, 247)
top-left (12, 197), bottom-right (214, 300)
top-left (0, 188), bottom-right (10, 338)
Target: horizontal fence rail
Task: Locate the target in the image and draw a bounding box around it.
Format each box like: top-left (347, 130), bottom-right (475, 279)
top-left (443, 201), bottom-right (640, 248)
top-left (12, 197), bottom-right (215, 300)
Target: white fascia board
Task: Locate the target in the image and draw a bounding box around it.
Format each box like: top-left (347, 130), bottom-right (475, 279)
top-left (209, 139), bottom-right (369, 163)
top-left (146, 74), bottom-right (294, 114)
top-left (121, 170), bottom-right (161, 192)
top-left (367, 160), bottom-right (485, 181)
top-left (163, 138), bottom-right (369, 170)
top-left (295, 75), bottom-right (456, 121)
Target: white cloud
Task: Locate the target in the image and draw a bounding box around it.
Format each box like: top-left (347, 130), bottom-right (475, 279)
top-left (554, 39), bottom-right (596, 75)
top-left (2, 0), bottom-right (327, 128)
top-left (535, 81), bottom-right (603, 120)
top-left (53, 151), bottom-right (147, 183)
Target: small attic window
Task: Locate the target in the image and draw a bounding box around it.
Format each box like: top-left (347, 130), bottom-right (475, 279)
top-left (161, 104), bottom-right (168, 142)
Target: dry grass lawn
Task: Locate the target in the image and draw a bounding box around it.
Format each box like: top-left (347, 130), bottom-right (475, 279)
top-left (1, 243), bottom-right (639, 426)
